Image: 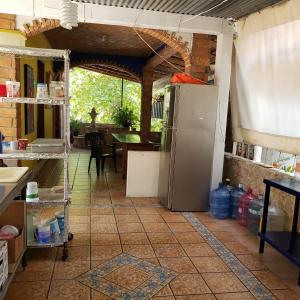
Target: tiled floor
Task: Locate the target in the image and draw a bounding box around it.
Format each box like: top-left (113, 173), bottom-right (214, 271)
top-left (5, 151), bottom-right (300, 300)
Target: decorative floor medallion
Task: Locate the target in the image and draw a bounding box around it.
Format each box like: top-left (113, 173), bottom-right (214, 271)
top-left (77, 253), bottom-right (177, 300)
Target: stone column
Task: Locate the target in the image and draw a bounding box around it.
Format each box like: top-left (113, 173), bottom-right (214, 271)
top-left (140, 68), bottom-right (153, 140)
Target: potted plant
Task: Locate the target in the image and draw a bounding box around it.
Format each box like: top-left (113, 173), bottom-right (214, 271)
top-left (70, 119), bottom-right (82, 143)
top-left (112, 106), bottom-right (136, 129)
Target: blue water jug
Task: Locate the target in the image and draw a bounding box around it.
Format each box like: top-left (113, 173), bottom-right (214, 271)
top-left (230, 183), bottom-right (245, 219)
top-left (210, 183), bottom-right (230, 219)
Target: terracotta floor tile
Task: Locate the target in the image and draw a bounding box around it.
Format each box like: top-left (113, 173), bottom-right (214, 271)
top-left (152, 297), bottom-right (175, 300)
top-left (174, 232), bottom-right (205, 244)
top-left (117, 222), bottom-right (144, 233)
top-left (182, 243), bottom-right (216, 257)
top-left (91, 245), bottom-right (122, 260)
top-left (91, 199), bottom-right (112, 205)
top-left (91, 223), bottom-right (118, 233)
top-left (112, 200), bottom-right (133, 207)
top-left (123, 244), bottom-right (156, 258)
top-left (159, 257), bottom-right (197, 273)
top-left (147, 232), bottom-right (178, 244)
top-left (72, 198), bottom-right (91, 205)
top-left (223, 241), bottom-right (250, 255)
top-left (271, 289), bottom-right (300, 300)
top-left (6, 281), bottom-right (50, 300)
top-left (139, 214), bottom-right (165, 223)
top-left (115, 214), bottom-right (140, 223)
top-left (52, 260), bottom-right (90, 279)
top-left (90, 233), bottom-right (120, 245)
top-left (191, 256), bottom-right (230, 273)
top-left (91, 214), bottom-right (116, 223)
top-left (202, 273), bottom-right (247, 293)
top-left (92, 290), bottom-right (114, 299)
top-left (155, 284), bottom-right (173, 296)
top-left (168, 222), bottom-right (195, 232)
top-left (69, 215), bottom-right (91, 224)
top-left (212, 231), bottom-right (236, 243)
top-left (162, 214), bottom-right (187, 223)
top-left (69, 233), bottom-right (91, 247)
top-left (119, 232), bottom-right (150, 244)
top-left (215, 292), bottom-right (255, 300)
top-left (91, 207), bottom-right (113, 215)
top-left (105, 264), bottom-right (151, 290)
top-left (57, 245), bottom-right (90, 262)
top-left (176, 296), bottom-right (216, 300)
top-left (136, 207), bottom-right (160, 215)
top-left (48, 280), bottom-right (90, 300)
top-left (70, 223), bottom-right (91, 234)
top-left (152, 243), bottom-right (186, 258)
top-left (113, 207), bottom-right (137, 215)
top-left (237, 254), bottom-right (265, 271)
top-left (143, 222), bottom-right (171, 233)
top-left (14, 267), bottom-right (53, 282)
top-left (170, 274), bottom-right (211, 295)
top-left (252, 270), bottom-right (288, 290)
top-left (91, 190), bottom-right (110, 197)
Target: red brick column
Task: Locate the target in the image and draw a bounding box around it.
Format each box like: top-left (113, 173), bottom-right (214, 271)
top-left (0, 14), bottom-right (20, 142)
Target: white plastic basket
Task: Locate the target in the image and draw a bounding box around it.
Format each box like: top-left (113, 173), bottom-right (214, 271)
top-left (0, 241), bottom-right (8, 290)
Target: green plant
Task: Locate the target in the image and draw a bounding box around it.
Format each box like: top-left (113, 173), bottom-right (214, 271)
top-left (112, 106), bottom-right (136, 128)
top-left (70, 119), bottom-right (82, 133)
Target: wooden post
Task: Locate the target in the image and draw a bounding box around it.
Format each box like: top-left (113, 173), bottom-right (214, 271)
top-left (140, 68), bottom-right (153, 140)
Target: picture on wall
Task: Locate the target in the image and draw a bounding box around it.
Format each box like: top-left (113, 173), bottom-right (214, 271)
top-left (24, 64), bottom-right (35, 134)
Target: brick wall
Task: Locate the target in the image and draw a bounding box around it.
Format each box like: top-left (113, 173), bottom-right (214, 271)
top-left (0, 14), bottom-right (19, 142)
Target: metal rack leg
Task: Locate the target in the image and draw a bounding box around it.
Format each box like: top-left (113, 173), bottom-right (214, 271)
top-left (259, 184), bottom-right (270, 254)
top-left (22, 250), bottom-right (27, 268)
top-left (62, 242), bottom-right (68, 261)
top-left (298, 271), bottom-right (300, 286)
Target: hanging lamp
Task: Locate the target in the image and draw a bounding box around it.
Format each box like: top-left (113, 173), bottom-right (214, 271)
top-left (60, 0), bottom-right (78, 30)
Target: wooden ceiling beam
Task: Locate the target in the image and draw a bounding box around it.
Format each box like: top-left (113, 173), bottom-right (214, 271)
top-left (144, 45), bottom-right (177, 71)
top-left (80, 65), bottom-right (139, 82)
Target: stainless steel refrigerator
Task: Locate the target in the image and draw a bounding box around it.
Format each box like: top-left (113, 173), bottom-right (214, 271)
top-left (158, 84), bottom-right (218, 211)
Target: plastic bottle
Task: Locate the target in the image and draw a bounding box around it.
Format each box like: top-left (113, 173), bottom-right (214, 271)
top-left (225, 178), bottom-right (234, 193)
top-left (260, 205), bottom-right (287, 232)
top-left (237, 188), bottom-right (257, 226)
top-left (210, 183), bottom-right (231, 219)
top-left (230, 183), bottom-right (245, 219)
top-left (247, 195), bottom-right (264, 234)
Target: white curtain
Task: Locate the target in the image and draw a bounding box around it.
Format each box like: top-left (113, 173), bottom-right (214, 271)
top-left (231, 0), bottom-right (300, 154)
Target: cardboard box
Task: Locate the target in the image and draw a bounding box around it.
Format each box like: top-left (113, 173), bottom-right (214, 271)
top-left (0, 202), bottom-right (25, 263)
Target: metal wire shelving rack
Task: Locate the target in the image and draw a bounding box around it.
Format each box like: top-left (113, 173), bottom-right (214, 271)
top-left (0, 45), bottom-right (73, 261)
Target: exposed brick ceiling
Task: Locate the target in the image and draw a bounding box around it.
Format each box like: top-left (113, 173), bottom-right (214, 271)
top-left (44, 23), bottom-right (164, 57)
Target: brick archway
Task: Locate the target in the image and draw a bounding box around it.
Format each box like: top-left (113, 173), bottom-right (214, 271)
top-left (135, 28), bottom-right (191, 73)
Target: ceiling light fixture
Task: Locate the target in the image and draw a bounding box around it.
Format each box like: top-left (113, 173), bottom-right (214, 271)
top-left (60, 0), bottom-right (78, 30)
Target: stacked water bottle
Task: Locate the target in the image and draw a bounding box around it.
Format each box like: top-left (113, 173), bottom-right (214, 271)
top-left (210, 179), bottom-right (286, 234)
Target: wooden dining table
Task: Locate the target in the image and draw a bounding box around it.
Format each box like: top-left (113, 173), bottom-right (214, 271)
top-left (112, 133), bottom-right (156, 179)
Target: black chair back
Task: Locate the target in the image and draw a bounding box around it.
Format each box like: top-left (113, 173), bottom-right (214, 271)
top-left (85, 132), bottom-right (104, 156)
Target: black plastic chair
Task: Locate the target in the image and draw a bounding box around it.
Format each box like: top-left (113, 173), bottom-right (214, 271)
top-left (85, 132), bottom-right (117, 176)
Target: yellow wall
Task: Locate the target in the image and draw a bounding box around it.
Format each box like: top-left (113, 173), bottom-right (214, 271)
top-left (20, 33), bottom-right (54, 167)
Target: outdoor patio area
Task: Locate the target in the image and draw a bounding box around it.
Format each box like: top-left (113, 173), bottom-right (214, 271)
top-left (5, 150), bottom-right (300, 300)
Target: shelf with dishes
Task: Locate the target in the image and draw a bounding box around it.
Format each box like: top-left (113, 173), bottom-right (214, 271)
top-left (25, 187), bottom-right (69, 207)
top-left (0, 151), bottom-right (68, 160)
top-left (0, 138), bottom-right (69, 160)
top-left (0, 96), bottom-right (67, 105)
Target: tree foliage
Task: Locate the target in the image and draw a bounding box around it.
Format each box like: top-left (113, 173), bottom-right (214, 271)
top-left (70, 67), bottom-right (141, 124)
